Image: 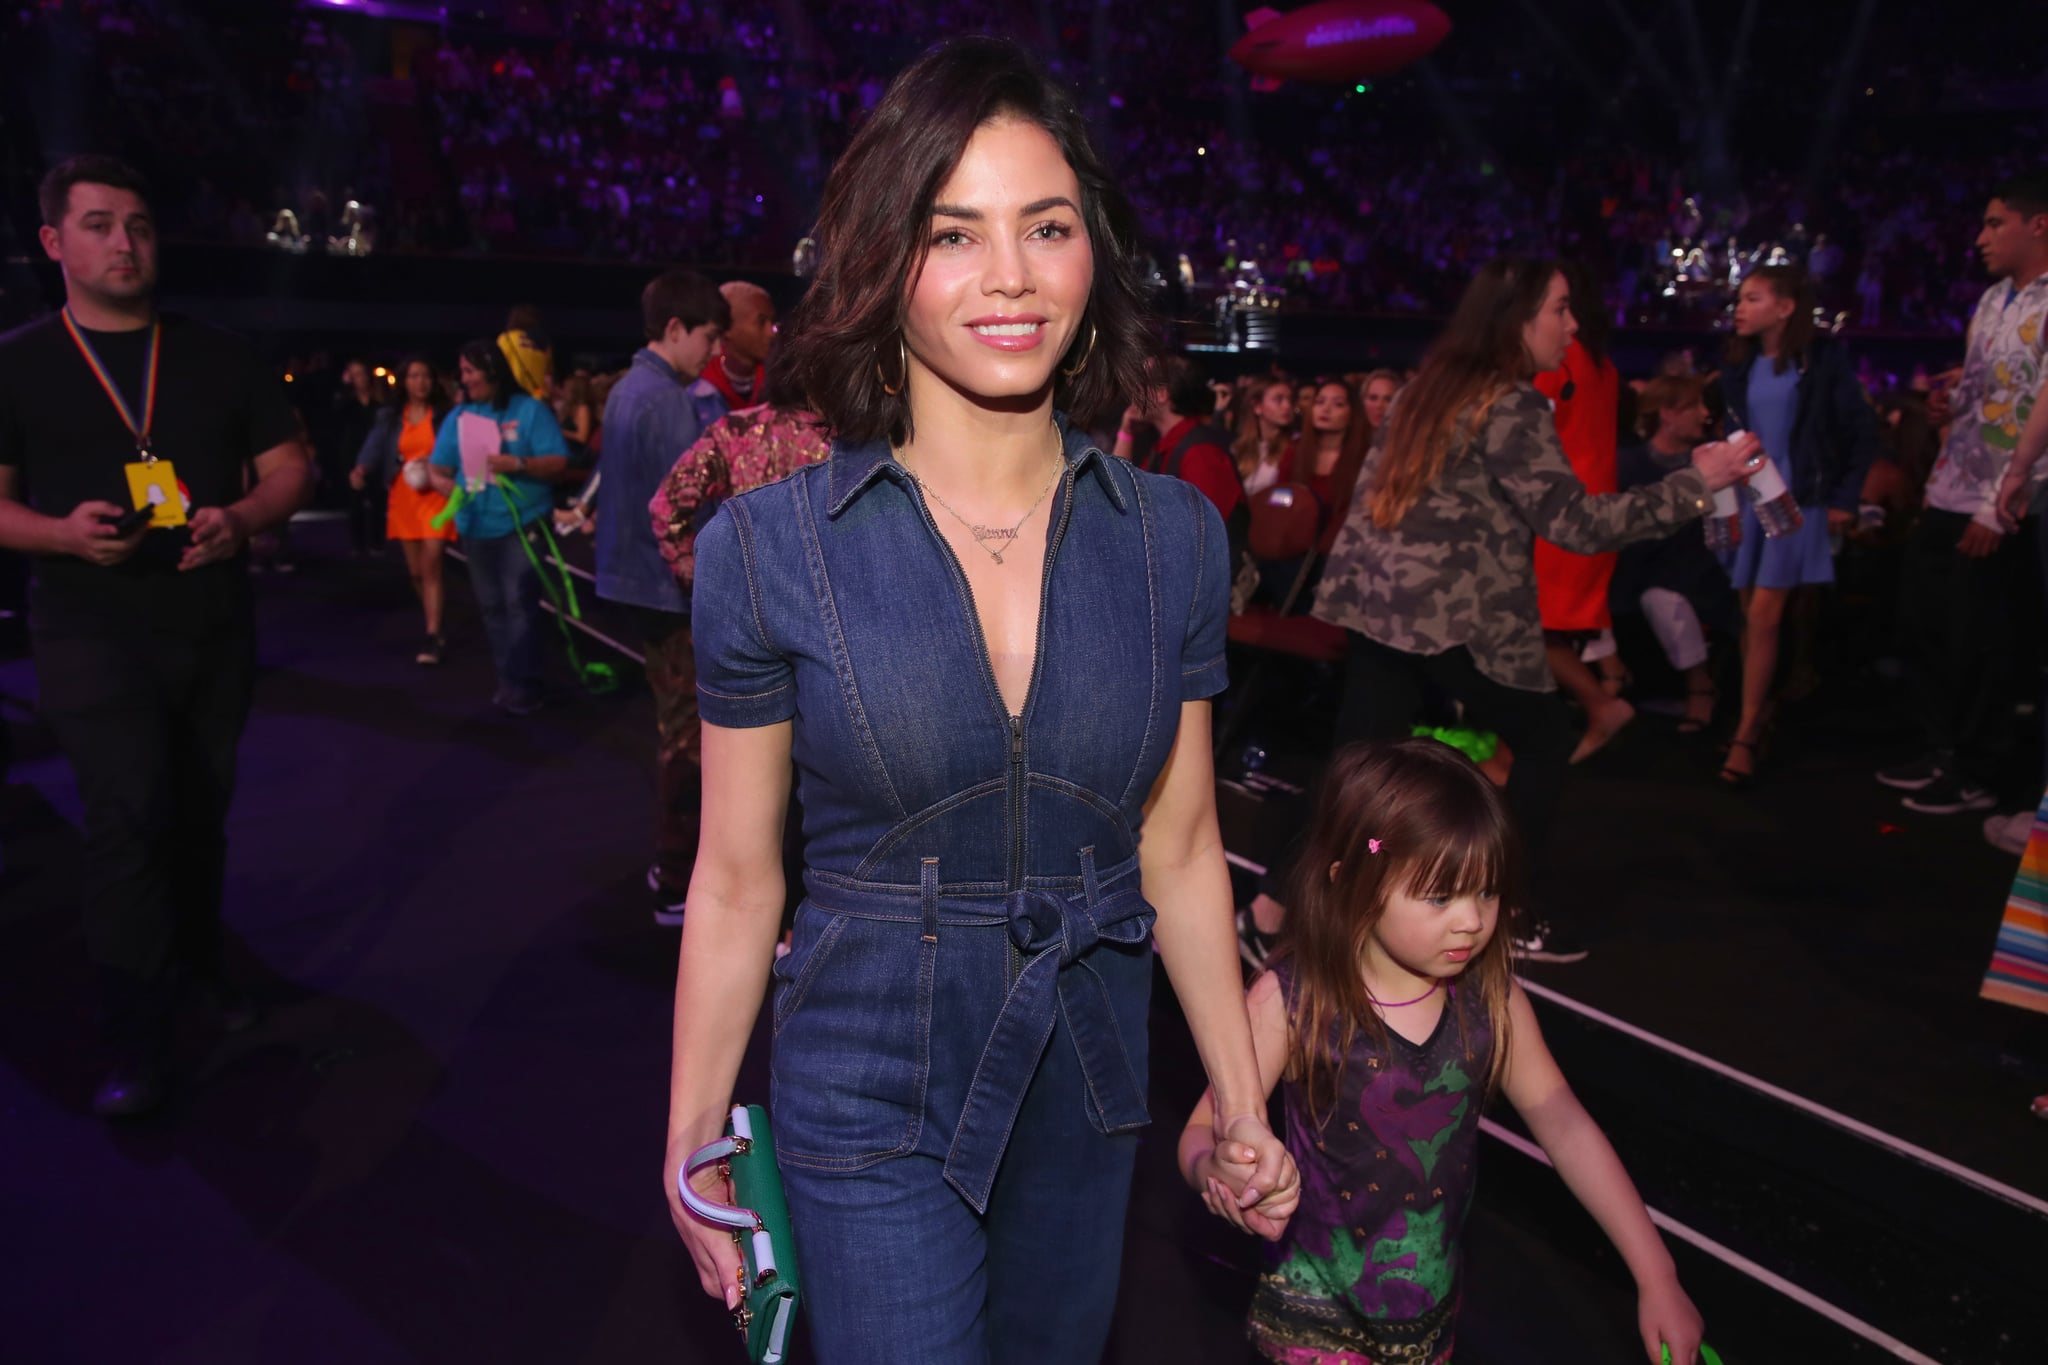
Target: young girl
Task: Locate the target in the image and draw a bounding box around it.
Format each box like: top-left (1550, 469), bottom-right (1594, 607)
top-left (1181, 739), bottom-right (1704, 1364)
top-left (1717, 265), bottom-right (1879, 787)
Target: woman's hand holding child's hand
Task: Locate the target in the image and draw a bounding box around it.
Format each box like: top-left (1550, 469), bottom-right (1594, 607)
top-left (1199, 1114), bottom-right (1299, 1241)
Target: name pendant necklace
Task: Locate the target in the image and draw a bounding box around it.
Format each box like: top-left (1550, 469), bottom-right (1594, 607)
top-left (913, 444), bottom-right (1065, 566)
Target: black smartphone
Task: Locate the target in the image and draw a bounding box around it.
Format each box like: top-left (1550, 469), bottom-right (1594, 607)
top-left (108, 505), bottom-right (156, 537)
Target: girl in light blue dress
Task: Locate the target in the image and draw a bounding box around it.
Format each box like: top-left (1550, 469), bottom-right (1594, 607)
top-left (1718, 266), bottom-right (1881, 786)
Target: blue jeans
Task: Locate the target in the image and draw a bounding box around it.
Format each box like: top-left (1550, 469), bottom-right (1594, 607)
top-left (774, 872), bottom-right (1147, 1365)
top-left (462, 530), bottom-right (544, 695)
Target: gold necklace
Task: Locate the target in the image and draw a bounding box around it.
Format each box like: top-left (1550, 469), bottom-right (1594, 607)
top-left (909, 442), bottom-right (1066, 566)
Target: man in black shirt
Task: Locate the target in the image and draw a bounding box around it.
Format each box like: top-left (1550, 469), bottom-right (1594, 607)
top-left (0, 155), bottom-right (313, 1117)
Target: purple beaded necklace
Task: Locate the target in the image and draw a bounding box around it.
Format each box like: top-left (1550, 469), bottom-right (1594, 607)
top-left (1366, 977), bottom-right (1441, 1009)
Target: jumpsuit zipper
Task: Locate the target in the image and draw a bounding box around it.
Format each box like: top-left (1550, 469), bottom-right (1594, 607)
top-left (905, 460), bottom-right (1078, 981)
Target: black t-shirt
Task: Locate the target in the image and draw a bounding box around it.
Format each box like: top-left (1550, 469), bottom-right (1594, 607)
top-left (0, 311), bottom-right (299, 633)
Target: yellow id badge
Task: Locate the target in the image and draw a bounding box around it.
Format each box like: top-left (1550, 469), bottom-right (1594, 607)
top-left (124, 460), bottom-right (188, 528)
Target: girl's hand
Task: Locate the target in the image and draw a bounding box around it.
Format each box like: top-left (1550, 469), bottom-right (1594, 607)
top-left (1195, 1143), bottom-right (1295, 1240)
top-left (1636, 1274), bottom-right (1704, 1364)
top-left (663, 1130), bottom-right (747, 1311)
top-left (1689, 431), bottom-right (1764, 491)
top-left (1201, 1171), bottom-right (1292, 1241)
top-left (1212, 1113), bottom-right (1299, 1231)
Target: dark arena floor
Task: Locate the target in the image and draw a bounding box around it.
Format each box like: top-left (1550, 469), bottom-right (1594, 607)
top-left (3, 522), bottom-right (2043, 1365)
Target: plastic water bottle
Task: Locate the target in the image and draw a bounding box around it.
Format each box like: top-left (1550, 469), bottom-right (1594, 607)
top-left (1701, 484), bottom-right (1743, 552)
top-left (1746, 456), bottom-right (1805, 539)
top-left (1700, 429), bottom-right (1744, 552)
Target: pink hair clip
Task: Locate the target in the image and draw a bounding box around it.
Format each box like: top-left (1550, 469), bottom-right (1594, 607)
top-left (1368, 838), bottom-right (1383, 855)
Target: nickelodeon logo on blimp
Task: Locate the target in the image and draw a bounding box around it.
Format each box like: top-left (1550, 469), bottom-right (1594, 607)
top-left (1305, 16), bottom-right (1419, 47)
top-left (1230, 1), bottom-right (1452, 86)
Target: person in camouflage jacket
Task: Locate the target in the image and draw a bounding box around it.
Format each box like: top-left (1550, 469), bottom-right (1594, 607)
top-left (1309, 257), bottom-right (1759, 961)
top-left (1313, 383), bottom-right (1718, 694)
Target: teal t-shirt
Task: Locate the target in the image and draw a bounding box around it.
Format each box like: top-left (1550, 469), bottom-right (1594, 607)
top-left (428, 394), bottom-right (564, 539)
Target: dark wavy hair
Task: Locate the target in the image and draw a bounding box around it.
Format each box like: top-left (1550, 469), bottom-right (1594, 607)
top-left (775, 37), bottom-right (1153, 445)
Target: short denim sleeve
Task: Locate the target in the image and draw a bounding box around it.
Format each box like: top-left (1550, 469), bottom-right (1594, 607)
top-left (1180, 482), bottom-right (1231, 701)
top-left (690, 500), bottom-right (796, 727)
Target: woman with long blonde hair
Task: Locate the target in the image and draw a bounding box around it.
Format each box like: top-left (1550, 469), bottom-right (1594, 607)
top-left (1234, 374), bottom-right (1298, 497)
top-left (1313, 256), bottom-right (1760, 962)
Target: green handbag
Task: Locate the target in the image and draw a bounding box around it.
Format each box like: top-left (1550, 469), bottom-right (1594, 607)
top-left (678, 1105), bottom-right (801, 1364)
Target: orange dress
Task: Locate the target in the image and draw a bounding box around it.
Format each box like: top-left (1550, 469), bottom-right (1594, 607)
top-left (385, 409), bottom-right (454, 542)
top-left (1533, 341), bottom-right (1619, 631)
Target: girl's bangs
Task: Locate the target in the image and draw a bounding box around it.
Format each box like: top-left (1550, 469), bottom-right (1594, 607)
top-left (1399, 799), bottom-right (1510, 903)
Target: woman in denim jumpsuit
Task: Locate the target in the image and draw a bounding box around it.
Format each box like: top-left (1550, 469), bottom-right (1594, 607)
top-left (662, 39), bottom-right (1297, 1365)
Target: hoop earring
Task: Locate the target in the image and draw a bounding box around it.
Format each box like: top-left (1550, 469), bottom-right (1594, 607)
top-left (1060, 320), bottom-right (1098, 379)
top-left (876, 336), bottom-right (908, 397)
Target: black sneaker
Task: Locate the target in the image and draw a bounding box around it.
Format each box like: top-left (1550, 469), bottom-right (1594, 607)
top-left (647, 865), bottom-right (687, 928)
top-left (415, 634), bottom-right (445, 667)
top-left (1509, 919), bottom-right (1589, 964)
top-left (1901, 774), bottom-right (1997, 815)
top-left (1876, 755), bottom-right (1945, 791)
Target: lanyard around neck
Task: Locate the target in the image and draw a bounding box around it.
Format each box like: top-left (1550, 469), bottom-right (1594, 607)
top-left (61, 308), bottom-right (160, 461)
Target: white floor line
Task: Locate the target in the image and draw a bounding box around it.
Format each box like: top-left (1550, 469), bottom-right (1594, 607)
top-left (446, 540), bottom-right (594, 583)
top-left (1219, 840), bottom-right (2046, 1220)
top-left (537, 599), bottom-right (644, 665)
top-left (447, 547), bottom-right (645, 664)
top-left (1516, 977), bottom-right (2048, 1222)
top-left (542, 552), bottom-right (596, 584)
top-left (1478, 1119), bottom-right (1942, 1365)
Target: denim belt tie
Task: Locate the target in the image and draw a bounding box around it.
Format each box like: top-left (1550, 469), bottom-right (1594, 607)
top-left (944, 849), bottom-right (1153, 1212)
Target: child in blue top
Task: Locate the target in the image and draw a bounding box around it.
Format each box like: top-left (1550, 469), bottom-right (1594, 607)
top-left (1716, 266), bottom-right (1880, 786)
top-left (1181, 739), bottom-right (1703, 1364)
top-left (427, 339), bottom-right (568, 713)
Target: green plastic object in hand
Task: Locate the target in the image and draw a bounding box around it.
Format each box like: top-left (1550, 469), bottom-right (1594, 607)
top-left (1663, 1345), bottom-right (1725, 1365)
top-left (460, 476), bottom-right (622, 695)
top-left (429, 481), bottom-right (467, 531)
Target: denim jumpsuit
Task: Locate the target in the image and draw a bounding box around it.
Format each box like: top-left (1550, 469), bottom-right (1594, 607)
top-left (691, 419), bottom-right (1231, 1364)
